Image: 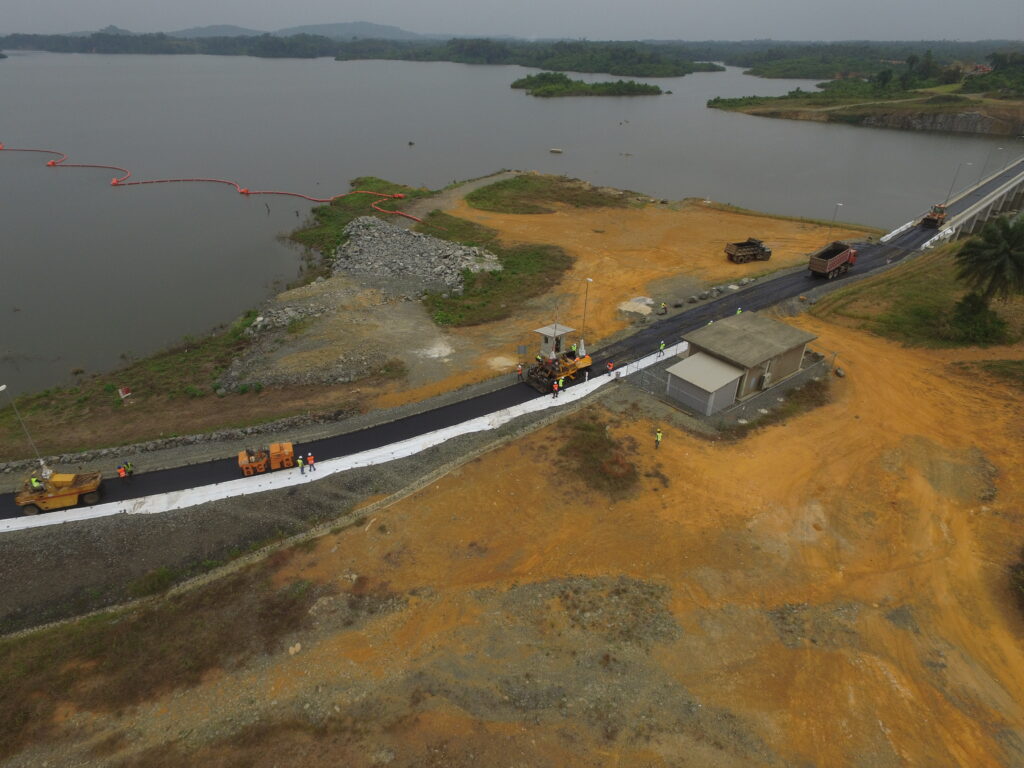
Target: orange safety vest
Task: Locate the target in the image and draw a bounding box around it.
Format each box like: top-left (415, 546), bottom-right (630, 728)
top-left (117, 466), bottom-right (127, 478)
top-left (307, 454), bottom-right (314, 464)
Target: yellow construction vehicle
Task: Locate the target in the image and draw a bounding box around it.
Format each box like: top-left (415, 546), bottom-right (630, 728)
top-left (524, 323), bottom-right (592, 393)
top-left (238, 442), bottom-right (296, 476)
top-left (14, 471), bottom-right (103, 516)
top-left (920, 203), bottom-right (947, 229)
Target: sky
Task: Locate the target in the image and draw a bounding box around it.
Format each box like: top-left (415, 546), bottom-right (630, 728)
top-left (3, 0), bottom-right (1023, 41)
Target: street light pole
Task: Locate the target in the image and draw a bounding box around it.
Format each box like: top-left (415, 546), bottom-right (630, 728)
top-left (827, 202), bottom-right (843, 242)
top-left (579, 277), bottom-right (593, 357)
top-left (977, 146), bottom-right (1004, 183)
top-left (944, 162), bottom-right (973, 204)
top-left (0, 384), bottom-right (45, 471)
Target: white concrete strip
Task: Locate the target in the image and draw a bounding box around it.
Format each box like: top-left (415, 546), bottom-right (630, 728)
top-left (880, 221), bottom-right (915, 243)
top-left (921, 227), bottom-right (955, 250)
top-left (1, 344), bottom-right (687, 533)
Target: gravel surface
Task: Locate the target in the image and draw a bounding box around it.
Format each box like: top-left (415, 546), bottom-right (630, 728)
top-left (335, 216), bottom-right (501, 292)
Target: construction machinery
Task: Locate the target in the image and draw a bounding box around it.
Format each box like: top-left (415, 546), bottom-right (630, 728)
top-left (808, 241), bottom-right (857, 279)
top-left (238, 442), bottom-right (296, 476)
top-left (524, 323), bottom-right (592, 393)
top-left (14, 471), bottom-right (103, 516)
top-left (920, 203), bottom-right (947, 229)
top-left (725, 238), bottom-right (772, 263)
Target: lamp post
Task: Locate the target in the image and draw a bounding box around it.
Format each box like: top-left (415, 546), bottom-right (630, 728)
top-left (0, 384), bottom-right (45, 471)
top-left (827, 202), bottom-right (843, 242)
top-left (944, 161), bottom-right (973, 204)
top-left (579, 277), bottom-right (593, 357)
top-left (978, 146), bottom-right (1004, 183)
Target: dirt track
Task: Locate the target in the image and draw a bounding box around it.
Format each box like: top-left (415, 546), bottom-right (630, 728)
top-left (13, 315), bottom-right (1024, 767)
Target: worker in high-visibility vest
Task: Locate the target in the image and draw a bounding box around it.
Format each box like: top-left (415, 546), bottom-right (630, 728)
top-left (306, 453), bottom-right (316, 472)
top-left (655, 428), bottom-right (663, 449)
top-left (29, 476), bottom-right (43, 491)
top-left (117, 465), bottom-right (127, 481)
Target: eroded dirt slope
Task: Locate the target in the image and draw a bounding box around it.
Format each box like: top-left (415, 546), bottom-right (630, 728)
top-left (14, 316), bottom-right (1024, 768)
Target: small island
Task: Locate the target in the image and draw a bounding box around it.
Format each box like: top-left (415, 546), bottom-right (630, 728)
top-left (511, 71), bottom-right (662, 98)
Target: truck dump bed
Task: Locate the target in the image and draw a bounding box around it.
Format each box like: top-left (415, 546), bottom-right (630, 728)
top-left (808, 241), bottom-right (857, 278)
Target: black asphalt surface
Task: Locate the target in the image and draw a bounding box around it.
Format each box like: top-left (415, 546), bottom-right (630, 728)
top-left (6, 160), bottom-right (1022, 520)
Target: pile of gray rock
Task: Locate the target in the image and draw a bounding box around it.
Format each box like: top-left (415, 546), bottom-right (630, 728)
top-left (244, 304), bottom-right (326, 337)
top-left (335, 217), bottom-right (501, 292)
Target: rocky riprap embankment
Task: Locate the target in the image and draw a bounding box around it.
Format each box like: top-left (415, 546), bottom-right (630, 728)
top-left (334, 217), bottom-right (501, 292)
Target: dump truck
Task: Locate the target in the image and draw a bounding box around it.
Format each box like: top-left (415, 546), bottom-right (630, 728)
top-left (14, 472), bottom-right (103, 516)
top-left (725, 238), bottom-right (772, 263)
top-left (920, 203), bottom-right (947, 229)
top-left (808, 241), bottom-right (857, 279)
top-left (238, 442), bottom-right (296, 476)
top-left (525, 351), bottom-right (593, 394)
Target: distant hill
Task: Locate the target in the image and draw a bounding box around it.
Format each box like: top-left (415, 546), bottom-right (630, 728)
top-left (273, 22), bottom-right (428, 41)
top-left (169, 25), bottom-right (265, 38)
top-left (67, 24), bottom-right (135, 37)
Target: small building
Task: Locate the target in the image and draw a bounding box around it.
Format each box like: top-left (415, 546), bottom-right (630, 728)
top-left (665, 312), bottom-right (817, 415)
top-left (533, 323), bottom-right (575, 359)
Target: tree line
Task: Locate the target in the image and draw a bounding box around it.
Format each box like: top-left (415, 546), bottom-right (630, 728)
top-left (510, 71), bottom-right (662, 97)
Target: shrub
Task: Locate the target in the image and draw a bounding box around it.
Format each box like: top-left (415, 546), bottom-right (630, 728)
top-left (948, 293), bottom-right (1010, 344)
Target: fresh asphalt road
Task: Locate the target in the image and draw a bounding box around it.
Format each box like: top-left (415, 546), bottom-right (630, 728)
top-left (4, 160), bottom-right (1017, 520)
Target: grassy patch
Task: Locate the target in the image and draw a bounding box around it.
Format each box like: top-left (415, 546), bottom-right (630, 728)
top-left (952, 359), bottom-right (1024, 390)
top-left (811, 244), bottom-right (1023, 347)
top-left (289, 176), bottom-right (433, 255)
top-left (558, 414), bottom-right (638, 495)
top-left (0, 560), bottom-right (328, 761)
top-left (464, 174), bottom-right (634, 214)
top-left (127, 567), bottom-right (180, 598)
top-left (415, 211), bottom-right (573, 326)
top-left (0, 310), bottom-right (260, 454)
top-left (718, 378), bottom-right (831, 439)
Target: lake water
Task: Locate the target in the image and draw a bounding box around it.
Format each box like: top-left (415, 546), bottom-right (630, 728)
top-left (0, 52), bottom-right (1008, 391)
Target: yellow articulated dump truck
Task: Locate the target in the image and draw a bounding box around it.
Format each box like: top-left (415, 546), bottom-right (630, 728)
top-left (14, 472), bottom-right (103, 516)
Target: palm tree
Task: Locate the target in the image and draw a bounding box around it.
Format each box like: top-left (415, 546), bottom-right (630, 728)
top-left (954, 215), bottom-right (1024, 303)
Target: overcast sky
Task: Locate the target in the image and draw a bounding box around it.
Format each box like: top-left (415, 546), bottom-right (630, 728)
top-left (3, 0), bottom-right (1023, 41)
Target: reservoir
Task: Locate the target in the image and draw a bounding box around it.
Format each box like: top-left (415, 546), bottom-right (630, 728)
top-left (0, 52), bottom-right (1008, 391)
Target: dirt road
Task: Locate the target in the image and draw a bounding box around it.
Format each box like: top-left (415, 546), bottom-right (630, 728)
top-left (12, 315), bottom-right (1023, 767)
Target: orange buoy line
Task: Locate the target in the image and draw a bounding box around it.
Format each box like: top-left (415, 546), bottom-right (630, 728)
top-left (0, 143), bottom-right (425, 223)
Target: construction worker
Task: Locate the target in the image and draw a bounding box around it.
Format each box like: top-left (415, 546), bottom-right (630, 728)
top-left (516, 363), bottom-right (523, 381)
top-left (558, 376), bottom-right (565, 389)
top-left (658, 340), bottom-right (666, 357)
top-left (552, 381), bottom-right (560, 398)
top-left (306, 452), bottom-right (316, 472)
top-left (29, 476), bottom-right (43, 491)
top-left (659, 302), bottom-right (667, 315)
top-left (736, 307), bottom-right (743, 315)
top-left (117, 465), bottom-right (127, 481)
top-left (655, 428), bottom-right (663, 449)
top-left (606, 361), bottom-right (615, 376)
top-left (124, 461), bottom-right (134, 478)
top-left (297, 453), bottom-right (305, 475)
top-left (570, 342), bottom-right (578, 358)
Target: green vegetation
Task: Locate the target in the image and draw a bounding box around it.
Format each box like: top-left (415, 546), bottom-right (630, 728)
top-left (511, 71), bottom-right (662, 97)
top-left (464, 173), bottom-right (633, 214)
top-left (290, 176), bottom-right (431, 255)
top-left (334, 38), bottom-right (722, 77)
top-left (0, 33), bottom-right (722, 76)
top-left (955, 216), bottom-right (1024, 304)
top-left (811, 244), bottom-right (1022, 347)
top-left (415, 211), bottom-right (573, 326)
top-left (976, 360), bottom-right (1024, 389)
top-left (558, 414), bottom-right (638, 495)
top-left (718, 378), bottom-right (831, 439)
top-left (0, 558), bottom-right (325, 761)
top-left (0, 310), bottom-right (258, 450)
top-left (961, 52), bottom-right (1024, 97)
